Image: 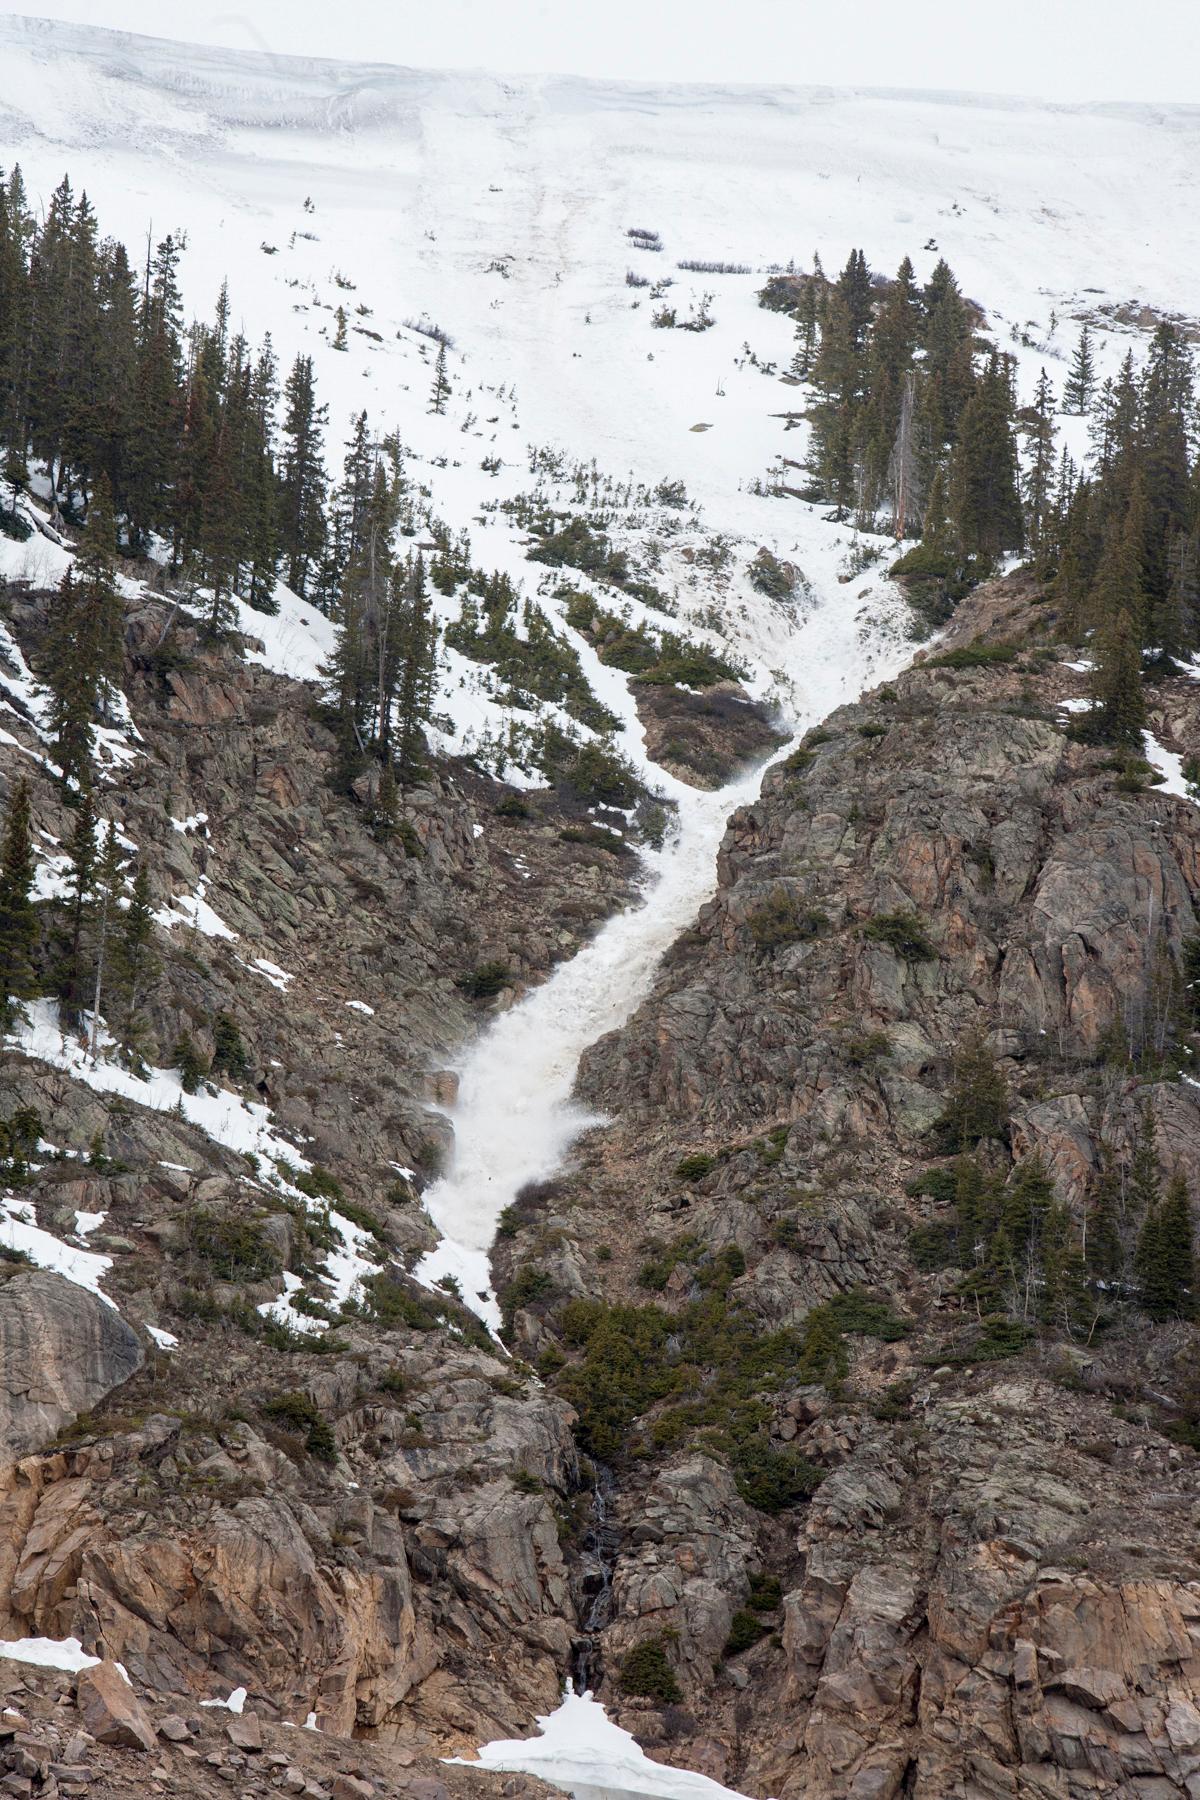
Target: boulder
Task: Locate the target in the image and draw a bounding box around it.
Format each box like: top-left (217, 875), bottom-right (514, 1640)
top-left (74, 1662), bottom-right (156, 1752)
top-left (0, 1272), bottom-right (142, 1460)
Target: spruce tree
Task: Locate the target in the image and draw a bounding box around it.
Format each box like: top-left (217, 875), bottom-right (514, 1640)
top-left (1089, 607), bottom-right (1146, 747)
top-left (1136, 1173), bottom-right (1195, 1320)
top-left (87, 820), bottom-right (123, 1060)
top-left (0, 776), bottom-right (37, 1029)
top-left (61, 780), bottom-right (97, 1024)
top-left (429, 341), bottom-right (451, 416)
top-left (113, 862), bottom-right (157, 1067)
top-left (1062, 325), bottom-right (1095, 415)
top-left (947, 353), bottom-right (1024, 567)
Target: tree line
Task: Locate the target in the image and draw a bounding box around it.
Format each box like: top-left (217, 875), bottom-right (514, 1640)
top-left (767, 249), bottom-right (1200, 752)
top-left (0, 164), bottom-right (438, 802)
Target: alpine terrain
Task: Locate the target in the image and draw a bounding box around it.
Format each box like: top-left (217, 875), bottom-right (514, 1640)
top-left (0, 16), bottom-right (1198, 1800)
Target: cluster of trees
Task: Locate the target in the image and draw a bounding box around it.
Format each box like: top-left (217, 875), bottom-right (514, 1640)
top-left (781, 251), bottom-right (1022, 568)
top-left (0, 773), bottom-right (157, 1064)
top-left (1048, 323), bottom-right (1200, 746)
top-left (0, 165), bottom-right (439, 804)
top-left (777, 253), bottom-right (1200, 755)
top-left (910, 1037), bottom-right (1195, 1330)
top-left (321, 415), bottom-right (437, 802)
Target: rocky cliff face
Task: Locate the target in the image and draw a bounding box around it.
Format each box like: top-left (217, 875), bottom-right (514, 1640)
top-left (5, 569), bottom-right (1200, 1800)
top-left (501, 574), bottom-right (1200, 1799)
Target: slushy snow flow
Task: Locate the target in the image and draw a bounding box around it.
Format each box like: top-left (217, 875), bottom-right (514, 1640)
top-left (455, 1687), bottom-right (754, 1800)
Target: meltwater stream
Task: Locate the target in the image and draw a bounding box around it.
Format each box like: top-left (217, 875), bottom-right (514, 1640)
top-left (413, 760), bottom-right (767, 1331)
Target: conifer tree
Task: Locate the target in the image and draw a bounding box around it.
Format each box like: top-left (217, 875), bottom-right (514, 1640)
top-left (0, 776), bottom-right (36, 1029)
top-left (1136, 1172), bottom-right (1196, 1320)
top-left (87, 820), bottom-right (122, 1061)
top-left (429, 341), bottom-right (451, 416)
top-left (1023, 367), bottom-right (1058, 561)
top-left (333, 305), bottom-right (348, 351)
top-left (789, 277), bottom-right (820, 379)
top-left (278, 354), bottom-right (327, 599)
top-left (61, 780), bottom-right (97, 1024)
top-left (113, 862), bottom-right (157, 1067)
top-left (1089, 607), bottom-right (1146, 746)
top-left (948, 353), bottom-right (1024, 566)
top-left (1062, 325), bottom-right (1095, 415)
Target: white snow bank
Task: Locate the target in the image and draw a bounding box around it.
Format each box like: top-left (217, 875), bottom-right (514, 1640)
top-left (455, 1687), bottom-right (754, 1800)
top-left (9, 999), bottom-right (304, 1169)
top-left (0, 1192), bottom-right (115, 1307)
top-left (1143, 731), bottom-right (1192, 800)
top-left (146, 1324), bottom-right (179, 1351)
top-left (344, 999), bottom-right (374, 1016)
top-left (154, 875), bottom-right (237, 941)
top-left (0, 1637), bottom-right (129, 1682)
top-left (200, 1685), bottom-right (247, 1714)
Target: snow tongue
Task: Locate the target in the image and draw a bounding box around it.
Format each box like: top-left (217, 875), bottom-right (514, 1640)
top-left (412, 763), bottom-right (766, 1332)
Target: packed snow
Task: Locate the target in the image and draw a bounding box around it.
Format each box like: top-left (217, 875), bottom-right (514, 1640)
top-left (0, 1637), bottom-right (128, 1681)
top-left (456, 1687), bottom-right (754, 1800)
top-left (0, 1191), bottom-right (115, 1306)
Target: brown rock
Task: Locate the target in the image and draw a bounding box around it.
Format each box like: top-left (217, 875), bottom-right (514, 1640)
top-left (157, 1715), bottom-right (191, 1742)
top-left (226, 1712), bottom-right (263, 1752)
top-left (74, 1663), bottom-right (156, 1753)
top-left (332, 1778), bottom-right (374, 1800)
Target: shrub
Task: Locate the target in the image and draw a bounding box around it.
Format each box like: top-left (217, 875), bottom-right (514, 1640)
top-left (294, 1165), bottom-right (344, 1203)
top-left (843, 1031), bottom-right (890, 1067)
top-left (862, 911), bottom-right (935, 961)
top-left (748, 1573), bottom-right (782, 1611)
top-left (619, 1635), bottom-right (682, 1704)
top-left (675, 1152), bottom-right (716, 1182)
top-left (728, 1440), bottom-right (823, 1513)
top-left (857, 721), bottom-right (888, 739)
top-left (495, 793), bottom-right (530, 819)
top-left (173, 1034), bottom-right (208, 1095)
top-left (926, 641), bottom-right (1017, 671)
top-left (261, 1391), bottom-right (338, 1464)
top-left (747, 891), bottom-right (829, 950)
top-left (186, 1210), bottom-right (281, 1283)
top-left (748, 549), bottom-right (797, 600)
top-left (457, 961), bottom-right (513, 1000)
top-left (723, 1610), bottom-right (767, 1656)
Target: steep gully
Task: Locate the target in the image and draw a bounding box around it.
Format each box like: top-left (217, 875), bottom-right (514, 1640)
top-left (411, 587), bottom-right (912, 1793)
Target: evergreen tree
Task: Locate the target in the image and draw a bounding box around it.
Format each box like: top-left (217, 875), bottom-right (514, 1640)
top-left (429, 341), bottom-right (451, 416)
top-left (1089, 607), bottom-right (1146, 747)
top-left (1023, 367), bottom-right (1058, 561)
top-left (392, 552), bottom-right (438, 789)
top-left (935, 1029), bottom-right (1009, 1151)
top-left (948, 353), bottom-right (1024, 566)
top-left (1062, 325), bottom-right (1095, 414)
top-left (112, 861), bottom-right (157, 1066)
top-left (0, 776), bottom-right (36, 1028)
top-left (278, 354), bottom-right (327, 599)
top-left (789, 277), bottom-right (821, 379)
top-left (87, 820), bottom-right (123, 1060)
top-left (1136, 1173), bottom-right (1196, 1320)
top-left (60, 780), bottom-right (97, 1023)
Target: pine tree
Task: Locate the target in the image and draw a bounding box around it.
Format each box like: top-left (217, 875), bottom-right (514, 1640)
top-left (429, 341), bottom-right (451, 416)
top-left (947, 353), bottom-right (1024, 566)
top-left (0, 776), bottom-right (37, 1028)
top-left (1023, 368), bottom-right (1058, 561)
top-left (789, 277), bottom-right (820, 379)
top-left (278, 354), bottom-right (327, 599)
top-left (1062, 325), bottom-right (1095, 415)
top-left (87, 820), bottom-right (123, 1061)
top-left (112, 861), bottom-right (157, 1067)
top-left (60, 780), bottom-right (97, 1023)
top-left (333, 305), bottom-right (348, 351)
top-left (1136, 1173), bottom-right (1195, 1320)
top-left (935, 1029), bottom-right (1009, 1151)
top-left (1089, 607), bottom-right (1146, 747)
top-left (392, 552), bottom-right (438, 789)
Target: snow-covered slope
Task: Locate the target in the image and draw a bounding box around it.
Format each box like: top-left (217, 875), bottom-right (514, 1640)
top-left (1, 16), bottom-right (1196, 750)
